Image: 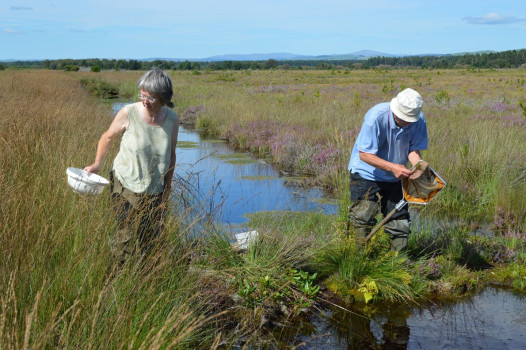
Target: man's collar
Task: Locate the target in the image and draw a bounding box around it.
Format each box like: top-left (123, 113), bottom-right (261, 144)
top-left (388, 109), bottom-right (398, 130)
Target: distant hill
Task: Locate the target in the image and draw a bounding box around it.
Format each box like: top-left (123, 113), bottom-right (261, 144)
top-left (1, 49), bottom-right (514, 66)
top-left (142, 50), bottom-right (416, 62)
top-left (2, 50), bottom-right (500, 63)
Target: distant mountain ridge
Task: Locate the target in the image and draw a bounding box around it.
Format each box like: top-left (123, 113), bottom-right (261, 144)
top-left (143, 50), bottom-right (405, 62)
top-left (142, 50), bottom-right (497, 62)
top-left (0, 50), bottom-right (502, 63)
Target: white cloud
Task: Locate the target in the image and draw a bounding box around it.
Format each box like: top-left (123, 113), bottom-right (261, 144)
top-left (463, 13), bottom-right (526, 25)
top-left (3, 28), bottom-right (26, 35)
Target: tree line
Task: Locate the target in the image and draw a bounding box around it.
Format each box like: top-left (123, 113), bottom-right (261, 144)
top-left (2, 49), bottom-right (525, 71)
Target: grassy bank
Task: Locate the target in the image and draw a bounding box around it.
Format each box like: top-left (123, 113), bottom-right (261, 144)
top-left (1, 69), bottom-right (525, 348)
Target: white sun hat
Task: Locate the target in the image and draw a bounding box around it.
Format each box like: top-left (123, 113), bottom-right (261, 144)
top-left (66, 167), bottom-right (109, 195)
top-left (390, 88), bottom-right (424, 123)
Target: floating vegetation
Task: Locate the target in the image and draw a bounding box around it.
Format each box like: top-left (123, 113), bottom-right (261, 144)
top-left (215, 153), bottom-right (250, 159)
top-left (279, 176), bottom-right (305, 183)
top-left (213, 153), bottom-right (256, 165)
top-left (310, 196), bottom-right (339, 205)
top-left (240, 175), bottom-right (276, 181)
top-left (201, 139), bottom-right (227, 144)
top-left (176, 141), bottom-right (199, 149)
top-left (225, 158), bottom-right (257, 165)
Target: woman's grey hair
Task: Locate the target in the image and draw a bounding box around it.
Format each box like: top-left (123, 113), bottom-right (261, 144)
top-left (138, 67), bottom-right (174, 108)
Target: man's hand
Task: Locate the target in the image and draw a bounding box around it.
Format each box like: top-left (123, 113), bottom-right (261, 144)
top-left (409, 161), bottom-right (430, 180)
top-left (391, 164), bottom-right (414, 179)
top-left (359, 152), bottom-right (415, 179)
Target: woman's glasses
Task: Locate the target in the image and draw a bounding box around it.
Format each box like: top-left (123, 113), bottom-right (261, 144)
top-left (138, 93), bottom-right (157, 103)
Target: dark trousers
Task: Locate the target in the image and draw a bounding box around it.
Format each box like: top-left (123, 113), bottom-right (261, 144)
top-left (349, 172), bottom-right (410, 251)
top-left (110, 171), bottom-right (164, 263)
top-left (349, 172), bottom-right (408, 221)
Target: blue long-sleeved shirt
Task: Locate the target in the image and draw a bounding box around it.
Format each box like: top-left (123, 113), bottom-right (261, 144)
top-left (348, 102), bottom-right (428, 182)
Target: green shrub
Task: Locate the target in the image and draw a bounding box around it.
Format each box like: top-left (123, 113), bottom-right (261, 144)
top-left (63, 65), bottom-right (79, 71)
top-left (519, 101), bottom-right (526, 118)
top-left (435, 89), bottom-right (451, 104)
top-left (79, 78), bottom-right (119, 98)
top-left (215, 73), bottom-right (236, 82)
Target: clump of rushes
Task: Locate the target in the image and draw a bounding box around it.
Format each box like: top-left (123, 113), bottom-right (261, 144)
top-left (190, 210), bottom-right (335, 346)
top-left (197, 228), bottom-right (321, 346)
top-left (315, 239), bottom-right (425, 304)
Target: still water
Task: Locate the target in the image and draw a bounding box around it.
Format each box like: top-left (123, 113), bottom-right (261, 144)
top-left (173, 126), bottom-right (337, 227)
top-left (296, 288), bottom-right (526, 349)
top-left (112, 103), bottom-right (526, 349)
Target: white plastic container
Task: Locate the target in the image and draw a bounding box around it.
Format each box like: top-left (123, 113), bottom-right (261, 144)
top-left (66, 167), bottom-right (109, 195)
top-left (233, 230), bottom-right (259, 250)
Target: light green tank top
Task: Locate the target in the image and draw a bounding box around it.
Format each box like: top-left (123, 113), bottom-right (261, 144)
top-left (113, 104), bottom-right (178, 194)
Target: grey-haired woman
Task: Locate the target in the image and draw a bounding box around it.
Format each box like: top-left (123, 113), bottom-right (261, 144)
top-left (85, 67), bottom-right (179, 262)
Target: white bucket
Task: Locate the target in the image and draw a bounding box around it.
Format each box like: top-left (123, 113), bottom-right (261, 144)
top-left (66, 167), bottom-right (109, 195)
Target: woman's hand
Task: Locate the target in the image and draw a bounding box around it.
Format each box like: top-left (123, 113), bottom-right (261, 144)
top-left (84, 163), bottom-right (101, 175)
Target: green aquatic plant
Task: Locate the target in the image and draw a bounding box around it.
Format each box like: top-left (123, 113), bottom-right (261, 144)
top-left (240, 175), bottom-right (275, 181)
top-left (176, 141), bottom-right (200, 149)
top-left (225, 158), bottom-right (257, 165)
top-left (290, 269), bottom-right (320, 300)
top-left (317, 241), bottom-right (421, 303)
top-left (213, 153), bottom-right (255, 165)
top-left (509, 262), bottom-right (526, 291)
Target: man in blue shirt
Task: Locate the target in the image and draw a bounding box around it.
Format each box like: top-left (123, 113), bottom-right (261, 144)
top-left (348, 88), bottom-right (428, 252)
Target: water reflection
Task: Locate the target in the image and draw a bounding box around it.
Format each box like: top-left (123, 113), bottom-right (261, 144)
top-left (407, 288), bottom-right (526, 349)
top-left (296, 288), bottom-right (526, 349)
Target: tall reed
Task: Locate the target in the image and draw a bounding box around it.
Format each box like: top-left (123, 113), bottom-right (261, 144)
top-left (0, 70), bottom-right (216, 348)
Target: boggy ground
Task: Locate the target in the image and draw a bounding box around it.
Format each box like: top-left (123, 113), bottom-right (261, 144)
top-left (1, 69), bottom-right (525, 349)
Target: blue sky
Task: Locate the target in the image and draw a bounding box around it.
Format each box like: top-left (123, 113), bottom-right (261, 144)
top-left (1, 0), bottom-right (525, 60)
